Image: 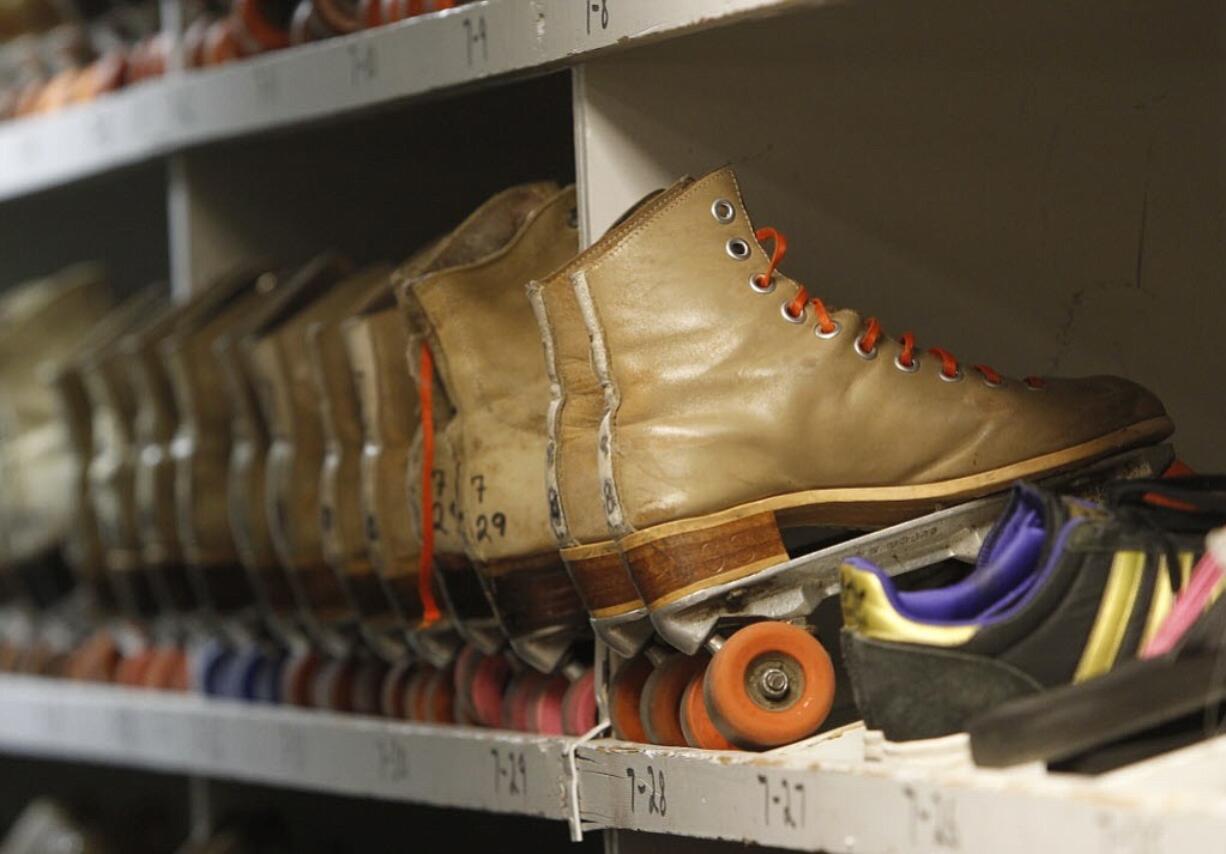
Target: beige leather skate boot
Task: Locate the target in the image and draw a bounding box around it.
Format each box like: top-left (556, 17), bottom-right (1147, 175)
top-left (0, 266), bottom-right (112, 570)
top-left (398, 183), bottom-right (586, 673)
top-left (162, 267), bottom-right (280, 617)
top-left (81, 290), bottom-right (173, 619)
top-left (527, 183), bottom-right (696, 659)
top-left (303, 265), bottom-right (408, 660)
top-left (213, 297), bottom-right (301, 626)
top-left (244, 255), bottom-right (374, 650)
top-left (566, 166), bottom-right (1173, 619)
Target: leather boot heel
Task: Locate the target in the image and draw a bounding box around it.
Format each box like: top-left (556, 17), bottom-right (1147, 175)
top-left (560, 540), bottom-right (642, 620)
top-left (621, 509), bottom-right (790, 610)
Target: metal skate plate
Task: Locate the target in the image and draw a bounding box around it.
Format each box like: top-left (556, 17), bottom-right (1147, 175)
top-left (509, 625), bottom-right (588, 675)
top-left (451, 617), bottom-right (507, 656)
top-left (591, 605), bottom-right (655, 659)
top-left (408, 620), bottom-right (463, 669)
top-left (650, 444), bottom-right (1174, 654)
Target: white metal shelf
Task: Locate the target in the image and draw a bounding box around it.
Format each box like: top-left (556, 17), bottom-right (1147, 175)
top-left (1, 674), bottom-right (1224, 850)
top-left (0, 0), bottom-right (814, 202)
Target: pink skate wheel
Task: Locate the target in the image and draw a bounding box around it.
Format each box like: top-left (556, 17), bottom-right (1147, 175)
top-left (530, 674), bottom-right (569, 735)
top-left (469, 653), bottom-right (512, 727)
top-left (282, 650), bottom-right (321, 708)
top-left (561, 668), bottom-right (598, 735)
top-left (380, 661), bottom-right (412, 718)
top-left (501, 672), bottom-right (545, 731)
top-left (144, 647), bottom-right (190, 692)
top-left (452, 643), bottom-right (484, 721)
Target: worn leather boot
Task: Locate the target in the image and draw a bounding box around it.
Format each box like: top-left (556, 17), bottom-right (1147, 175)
top-left (163, 268), bottom-right (278, 619)
top-left (564, 166), bottom-right (1173, 621)
top-left (244, 255), bottom-right (372, 654)
top-left (398, 183), bottom-right (586, 673)
top-left (212, 291), bottom-right (302, 629)
top-left (0, 266), bottom-right (112, 598)
top-left (303, 264), bottom-right (408, 661)
top-left (81, 289), bottom-right (172, 620)
top-left (526, 182), bottom-right (695, 659)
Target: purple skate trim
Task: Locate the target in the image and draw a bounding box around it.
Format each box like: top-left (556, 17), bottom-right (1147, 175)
top-left (847, 485), bottom-right (1085, 627)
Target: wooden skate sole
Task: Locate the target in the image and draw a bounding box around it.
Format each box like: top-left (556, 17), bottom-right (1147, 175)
top-left (480, 552), bottom-right (589, 638)
top-left (623, 417), bottom-right (1173, 609)
top-left (560, 540), bottom-right (645, 619)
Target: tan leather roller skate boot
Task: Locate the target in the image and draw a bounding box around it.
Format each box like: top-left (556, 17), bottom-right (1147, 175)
top-left (303, 265), bottom-right (409, 668)
top-left (398, 183), bottom-right (588, 675)
top-left (342, 277), bottom-right (465, 670)
top-left (162, 268), bottom-right (278, 620)
top-left (243, 255), bottom-right (374, 659)
top-left (559, 166), bottom-right (1172, 748)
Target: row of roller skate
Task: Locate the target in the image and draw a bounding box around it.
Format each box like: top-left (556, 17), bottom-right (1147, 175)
top-left (183, 0), bottom-right (461, 68)
top-left (0, 0), bottom-right (163, 120)
top-left (0, 0), bottom-right (464, 123)
top-left (0, 170), bottom-right (1194, 754)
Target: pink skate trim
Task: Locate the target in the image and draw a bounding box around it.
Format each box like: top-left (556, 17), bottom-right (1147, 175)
top-left (1143, 551), bottom-right (1223, 658)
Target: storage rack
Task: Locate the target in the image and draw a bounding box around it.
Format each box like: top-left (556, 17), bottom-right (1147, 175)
top-left (2, 0), bottom-right (1223, 851)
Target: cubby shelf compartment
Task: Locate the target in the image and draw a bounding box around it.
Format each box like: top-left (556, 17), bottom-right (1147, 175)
top-left (0, 0), bottom-right (814, 202)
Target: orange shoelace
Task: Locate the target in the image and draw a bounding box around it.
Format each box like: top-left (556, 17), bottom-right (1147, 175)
top-left (417, 342), bottom-right (442, 627)
top-left (757, 227), bottom-right (1045, 389)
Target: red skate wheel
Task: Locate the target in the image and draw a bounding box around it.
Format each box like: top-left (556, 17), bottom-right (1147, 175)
top-left (452, 644), bottom-right (484, 721)
top-left (404, 667), bottom-right (435, 721)
top-left (641, 654), bottom-right (706, 746)
top-left (704, 622), bottom-right (833, 749)
top-left (351, 660), bottom-right (387, 716)
top-left (609, 656), bottom-right (652, 742)
top-left (501, 671), bottom-right (546, 731)
top-left (282, 650), bottom-right (322, 708)
top-left (680, 670), bottom-right (735, 750)
top-left (380, 662), bottom-right (412, 718)
top-left (316, 659), bottom-right (358, 712)
top-left (469, 653), bottom-right (512, 728)
top-left (561, 668), bottom-right (597, 735)
top-left (529, 674), bottom-right (569, 735)
top-left (115, 650), bottom-right (155, 687)
top-left (423, 667), bottom-right (456, 723)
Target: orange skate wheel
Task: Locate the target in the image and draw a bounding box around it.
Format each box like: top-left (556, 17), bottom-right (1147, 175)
top-left (423, 667), bottom-right (455, 723)
top-left (115, 650), bottom-right (155, 687)
top-left (609, 656), bottom-right (652, 742)
top-left (65, 630), bottom-right (120, 682)
top-left (680, 670), bottom-right (735, 750)
top-left (144, 647), bottom-right (189, 692)
top-left (704, 622), bottom-right (833, 749)
top-left (640, 654), bottom-right (706, 746)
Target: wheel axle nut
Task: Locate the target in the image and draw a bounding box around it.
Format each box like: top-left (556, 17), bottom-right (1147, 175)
top-left (760, 667), bottom-right (789, 699)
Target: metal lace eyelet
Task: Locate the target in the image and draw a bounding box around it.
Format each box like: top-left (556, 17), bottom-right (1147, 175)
top-left (894, 353), bottom-right (920, 373)
top-left (711, 199), bottom-right (736, 224)
top-left (939, 368), bottom-right (964, 383)
top-left (815, 320), bottom-right (842, 340)
top-left (853, 337), bottom-right (878, 360)
top-left (1025, 381), bottom-right (1045, 392)
top-left (981, 375), bottom-right (1004, 388)
top-left (780, 302), bottom-right (806, 324)
top-left (726, 238), bottom-right (751, 260)
top-left (749, 273), bottom-right (775, 294)
top-left (567, 207), bottom-right (579, 229)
